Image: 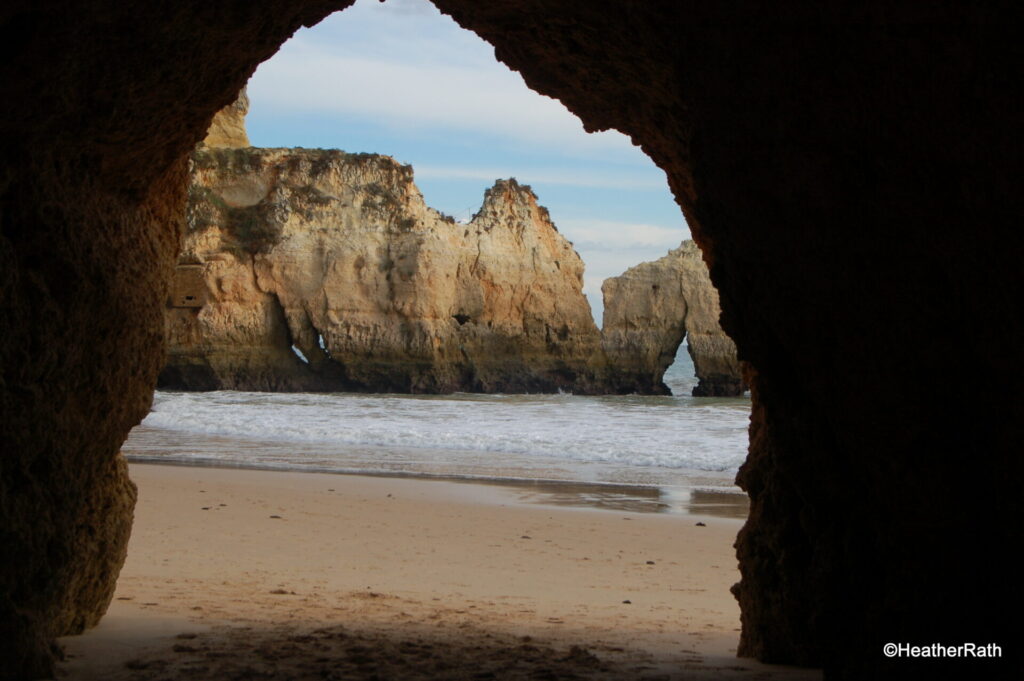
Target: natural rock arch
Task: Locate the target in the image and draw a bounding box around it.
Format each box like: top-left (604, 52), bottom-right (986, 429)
top-left (601, 240), bottom-right (746, 396)
top-left (0, 2), bottom-right (1019, 679)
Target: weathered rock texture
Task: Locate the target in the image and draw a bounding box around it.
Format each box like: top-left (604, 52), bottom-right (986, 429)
top-left (0, 4), bottom-right (350, 676)
top-left (2, 2), bottom-right (1020, 679)
top-left (163, 147), bottom-right (605, 394)
top-left (201, 87), bottom-right (251, 149)
top-left (602, 240), bottom-right (744, 396)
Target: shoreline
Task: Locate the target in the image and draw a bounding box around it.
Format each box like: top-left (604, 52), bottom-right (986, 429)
top-left (57, 463), bottom-right (816, 680)
top-left (122, 455), bottom-right (750, 518)
top-left (131, 384), bottom-right (752, 490)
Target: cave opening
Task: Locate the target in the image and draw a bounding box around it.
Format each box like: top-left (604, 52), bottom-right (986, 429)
top-left (243, 0), bottom-right (690, 327)
top-left (65, 0), bottom-right (766, 678)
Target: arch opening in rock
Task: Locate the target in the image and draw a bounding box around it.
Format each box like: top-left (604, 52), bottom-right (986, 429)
top-left (600, 239), bottom-right (746, 397)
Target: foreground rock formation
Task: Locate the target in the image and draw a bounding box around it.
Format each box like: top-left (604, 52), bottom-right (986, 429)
top-left (602, 241), bottom-right (744, 396)
top-left (163, 145), bottom-right (606, 394)
top-left (2, 2), bottom-right (1019, 679)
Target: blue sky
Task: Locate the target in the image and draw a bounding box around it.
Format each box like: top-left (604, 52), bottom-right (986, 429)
top-left (246, 0), bottom-right (690, 323)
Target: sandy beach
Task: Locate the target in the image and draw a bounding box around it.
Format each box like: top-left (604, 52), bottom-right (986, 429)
top-left (56, 464), bottom-right (820, 680)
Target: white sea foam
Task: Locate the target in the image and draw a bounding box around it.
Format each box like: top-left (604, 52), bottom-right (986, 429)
top-left (128, 346), bottom-right (751, 485)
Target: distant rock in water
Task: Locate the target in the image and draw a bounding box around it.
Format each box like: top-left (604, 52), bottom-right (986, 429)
top-left (162, 92), bottom-right (737, 396)
top-left (601, 241), bottom-right (745, 396)
top-left (161, 144), bottom-right (607, 393)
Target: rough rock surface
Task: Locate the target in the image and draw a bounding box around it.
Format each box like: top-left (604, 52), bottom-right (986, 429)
top-left (2, 2), bottom-right (1020, 679)
top-left (601, 241), bottom-right (744, 396)
top-left (0, 4), bottom-right (349, 675)
top-left (201, 87), bottom-right (251, 149)
top-left (162, 146), bottom-right (605, 394)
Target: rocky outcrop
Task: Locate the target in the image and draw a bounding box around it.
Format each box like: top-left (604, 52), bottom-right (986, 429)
top-left (162, 146), bottom-right (606, 394)
top-left (601, 241), bottom-right (745, 396)
top-left (201, 87), bottom-right (250, 149)
top-left (166, 97), bottom-right (745, 397)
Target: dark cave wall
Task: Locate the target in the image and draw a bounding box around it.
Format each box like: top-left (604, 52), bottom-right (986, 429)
top-left (0, 1), bottom-right (354, 675)
top-left (0, 1), bottom-right (1020, 679)
top-left (431, 3), bottom-right (1022, 676)
top-left (683, 16), bottom-right (1022, 675)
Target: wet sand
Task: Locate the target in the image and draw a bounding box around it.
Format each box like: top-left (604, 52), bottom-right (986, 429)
top-left (56, 463), bottom-right (819, 680)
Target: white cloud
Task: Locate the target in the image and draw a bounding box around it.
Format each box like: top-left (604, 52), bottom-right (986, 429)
top-left (557, 219), bottom-right (689, 250)
top-left (250, 48), bottom-right (634, 155)
top-left (249, 1), bottom-right (640, 158)
top-left (579, 249), bottom-right (667, 296)
top-left (563, 222), bottom-right (690, 323)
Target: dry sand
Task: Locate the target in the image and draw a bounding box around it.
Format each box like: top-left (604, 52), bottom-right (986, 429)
top-left (56, 464), bottom-right (821, 680)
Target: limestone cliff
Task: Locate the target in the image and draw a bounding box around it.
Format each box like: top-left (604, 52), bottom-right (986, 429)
top-left (160, 147), bottom-right (606, 394)
top-left (601, 241), bottom-right (745, 396)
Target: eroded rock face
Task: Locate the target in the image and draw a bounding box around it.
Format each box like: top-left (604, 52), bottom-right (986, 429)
top-left (0, 3), bottom-right (353, 675)
top-left (601, 241), bottom-right (744, 396)
top-left (0, 147), bottom-right (178, 678)
top-left (162, 146), bottom-right (605, 393)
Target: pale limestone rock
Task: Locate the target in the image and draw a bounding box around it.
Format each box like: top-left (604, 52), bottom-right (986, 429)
top-left (202, 87), bottom-right (250, 149)
top-left (601, 240), bottom-right (745, 396)
top-left (161, 147), bottom-right (606, 393)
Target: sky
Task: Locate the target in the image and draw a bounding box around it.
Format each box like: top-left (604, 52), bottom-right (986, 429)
top-left (246, 0), bottom-right (690, 323)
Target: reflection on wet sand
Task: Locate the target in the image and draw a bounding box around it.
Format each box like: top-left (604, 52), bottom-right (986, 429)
top-left (124, 425), bottom-right (750, 518)
top-left (477, 478), bottom-right (672, 514)
top-left (126, 452), bottom-right (749, 518)
top-left (469, 477), bottom-right (750, 518)
top-left (685, 488), bottom-right (750, 519)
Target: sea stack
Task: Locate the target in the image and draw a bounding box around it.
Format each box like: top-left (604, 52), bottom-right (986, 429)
top-left (163, 92), bottom-right (744, 397)
top-left (601, 240), bottom-right (745, 396)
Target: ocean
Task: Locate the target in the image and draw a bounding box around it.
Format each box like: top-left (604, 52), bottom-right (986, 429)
top-left (123, 345), bottom-right (752, 516)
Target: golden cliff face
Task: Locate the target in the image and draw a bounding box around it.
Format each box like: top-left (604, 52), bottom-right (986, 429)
top-left (162, 146), bottom-right (606, 393)
top-left (200, 87), bottom-right (251, 149)
top-left (164, 91), bottom-right (742, 396)
top-left (602, 241), bottom-right (745, 396)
